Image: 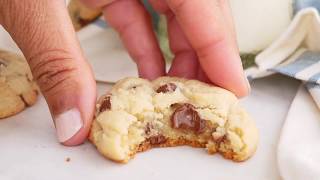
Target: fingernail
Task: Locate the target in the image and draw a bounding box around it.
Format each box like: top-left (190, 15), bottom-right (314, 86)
top-left (54, 108), bottom-right (83, 143)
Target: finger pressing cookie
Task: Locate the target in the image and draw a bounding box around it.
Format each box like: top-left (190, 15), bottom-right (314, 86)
top-left (0, 50), bottom-right (38, 119)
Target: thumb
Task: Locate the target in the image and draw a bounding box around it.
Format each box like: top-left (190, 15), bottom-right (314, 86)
top-left (0, 0), bottom-right (96, 145)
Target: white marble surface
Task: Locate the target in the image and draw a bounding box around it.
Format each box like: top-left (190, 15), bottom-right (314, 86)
top-left (0, 75), bottom-right (300, 180)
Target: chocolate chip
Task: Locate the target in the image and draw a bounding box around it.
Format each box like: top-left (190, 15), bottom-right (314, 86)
top-left (145, 123), bottom-right (153, 135)
top-left (99, 96), bottom-right (111, 112)
top-left (215, 135), bottom-right (226, 144)
top-left (147, 135), bottom-right (167, 145)
top-left (156, 83), bottom-right (177, 93)
top-left (171, 103), bottom-right (206, 134)
top-left (170, 103), bottom-right (183, 109)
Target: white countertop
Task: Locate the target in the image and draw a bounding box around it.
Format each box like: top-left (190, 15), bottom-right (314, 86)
top-left (0, 75), bottom-right (300, 180)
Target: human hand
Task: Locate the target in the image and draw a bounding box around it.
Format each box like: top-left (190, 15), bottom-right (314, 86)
top-left (0, 0), bottom-right (250, 146)
top-left (0, 0), bottom-right (96, 145)
top-left (81, 0), bottom-right (250, 96)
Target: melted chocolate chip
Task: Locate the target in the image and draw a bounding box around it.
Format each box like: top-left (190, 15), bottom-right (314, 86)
top-left (215, 135), bottom-right (226, 144)
top-left (99, 96), bottom-right (111, 112)
top-left (147, 135), bottom-right (167, 145)
top-left (145, 123), bottom-right (153, 135)
top-left (170, 103), bottom-right (183, 109)
top-left (156, 83), bottom-right (177, 93)
top-left (171, 103), bottom-right (206, 134)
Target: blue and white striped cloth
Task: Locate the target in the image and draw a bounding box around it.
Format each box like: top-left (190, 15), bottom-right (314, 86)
top-left (275, 50), bottom-right (320, 108)
top-left (273, 50), bottom-right (320, 106)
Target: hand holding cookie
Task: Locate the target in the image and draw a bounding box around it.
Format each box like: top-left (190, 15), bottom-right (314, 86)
top-left (81, 0), bottom-right (250, 96)
top-left (0, 0), bottom-right (250, 146)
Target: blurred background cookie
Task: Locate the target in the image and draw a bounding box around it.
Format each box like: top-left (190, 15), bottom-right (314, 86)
top-left (68, 0), bottom-right (101, 31)
top-left (0, 50), bottom-right (38, 119)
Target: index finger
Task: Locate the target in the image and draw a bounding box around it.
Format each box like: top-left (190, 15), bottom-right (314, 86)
top-left (166, 0), bottom-right (250, 97)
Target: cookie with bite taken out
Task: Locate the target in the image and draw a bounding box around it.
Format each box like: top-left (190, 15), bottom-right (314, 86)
top-left (90, 77), bottom-right (258, 163)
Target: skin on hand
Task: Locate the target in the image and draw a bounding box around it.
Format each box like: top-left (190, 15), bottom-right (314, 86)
top-left (82, 0), bottom-right (250, 97)
top-left (0, 0), bottom-right (96, 146)
top-left (0, 0), bottom-right (250, 146)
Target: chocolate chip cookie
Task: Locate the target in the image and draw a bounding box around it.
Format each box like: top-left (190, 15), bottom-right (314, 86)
top-left (68, 0), bottom-right (101, 31)
top-left (90, 77), bottom-right (258, 163)
top-left (0, 50), bottom-right (38, 119)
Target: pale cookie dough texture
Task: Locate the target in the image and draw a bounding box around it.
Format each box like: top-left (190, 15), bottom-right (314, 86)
top-left (0, 50), bottom-right (38, 119)
top-left (90, 77), bottom-right (259, 163)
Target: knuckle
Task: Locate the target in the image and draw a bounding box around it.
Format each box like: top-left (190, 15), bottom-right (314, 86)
top-left (195, 36), bottom-right (226, 57)
top-left (116, 17), bottom-right (146, 36)
top-left (0, 0), bottom-right (20, 30)
top-left (216, 0), bottom-right (226, 5)
top-left (28, 49), bottom-right (78, 94)
top-left (106, 5), bottom-right (149, 33)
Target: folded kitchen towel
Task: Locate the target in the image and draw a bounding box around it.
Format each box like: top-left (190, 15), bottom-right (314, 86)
top-left (277, 85), bottom-right (320, 180)
top-left (246, 8), bottom-right (320, 109)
